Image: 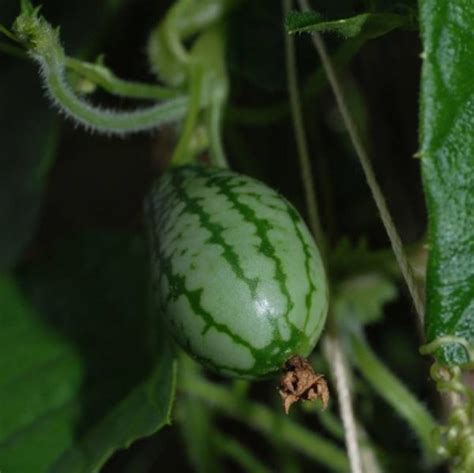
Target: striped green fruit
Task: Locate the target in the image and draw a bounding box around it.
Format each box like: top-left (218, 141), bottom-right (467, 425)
top-left (146, 165), bottom-right (328, 379)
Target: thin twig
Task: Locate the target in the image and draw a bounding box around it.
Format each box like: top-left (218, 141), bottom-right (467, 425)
top-left (324, 334), bottom-right (364, 473)
top-left (357, 423), bottom-right (384, 473)
top-left (297, 0), bottom-right (425, 326)
top-left (283, 0), bottom-right (325, 252)
top-left (284, 4), bottom-right (363, 471)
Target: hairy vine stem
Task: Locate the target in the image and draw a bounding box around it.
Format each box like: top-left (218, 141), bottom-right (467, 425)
top-left (0, 32), bottom-right (181, 101)
top-left (13, 10), bottom-right (188, 136)
top-left (297, 0), bottom-right (425, 326)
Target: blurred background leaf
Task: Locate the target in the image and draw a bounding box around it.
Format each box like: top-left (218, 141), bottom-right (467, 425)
top-left (177, 359), bottom-right (223, 473)
top-left (333, 272), bottom-right (397, 326)
top-left (0, 232), bottom-right (176, 473)
top-left (0, 60), bottom-right (58, 270)
top-left (0, 0), bottom-right (131, 270)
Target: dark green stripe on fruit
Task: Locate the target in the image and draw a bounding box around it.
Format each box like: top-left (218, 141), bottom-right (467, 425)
top-left (158, 253), bottom-right (257, 352)
top-left (282, 201), bottom-right (320, 332)
top-left (171, 168), bottom-right (260, 299)
top-left (201, 173), bottom-right (305, 344)
top-left (158, 243), bottom-right (301, 376)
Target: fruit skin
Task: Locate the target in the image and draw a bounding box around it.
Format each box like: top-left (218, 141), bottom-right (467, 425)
top-left (145, 165), bottom-right (328, 379)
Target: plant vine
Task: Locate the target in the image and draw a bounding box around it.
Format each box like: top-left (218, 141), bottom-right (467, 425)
top-left (421, 337), bottom-right (474, 471)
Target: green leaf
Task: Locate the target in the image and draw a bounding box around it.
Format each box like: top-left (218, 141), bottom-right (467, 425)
top-left (0, 60), bottom-right (58, 269)
top-left (333, 273), bottom-right (398, 325)
top-left (419, 1), bottom-right (474, 365)
top-left (286, 10), bottom-right (324, 31)
top-left (286, 11), bottom-right (412, 40)
top-left (0, 232), bottom-right (176, 472)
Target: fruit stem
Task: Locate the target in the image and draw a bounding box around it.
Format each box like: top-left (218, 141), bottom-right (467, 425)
top-left (207, 93), bottom-right (228, 168)
top-left (170, 64), bottom-right (204, 167)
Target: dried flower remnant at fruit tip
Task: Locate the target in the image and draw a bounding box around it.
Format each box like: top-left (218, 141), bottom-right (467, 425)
top-left (279, 355), bottom-right (329, 414)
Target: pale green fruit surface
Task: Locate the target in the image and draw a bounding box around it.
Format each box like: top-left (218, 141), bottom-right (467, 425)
top-left (146, 165), bottom-right (328, 379)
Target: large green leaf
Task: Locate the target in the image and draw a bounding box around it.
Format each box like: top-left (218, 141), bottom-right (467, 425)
top-left (0, 232), bottom-right (176, 472)
top-left (419, 2), bottom-right (474, 364)
top-left (285, 11), bottom-right (412, 39)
